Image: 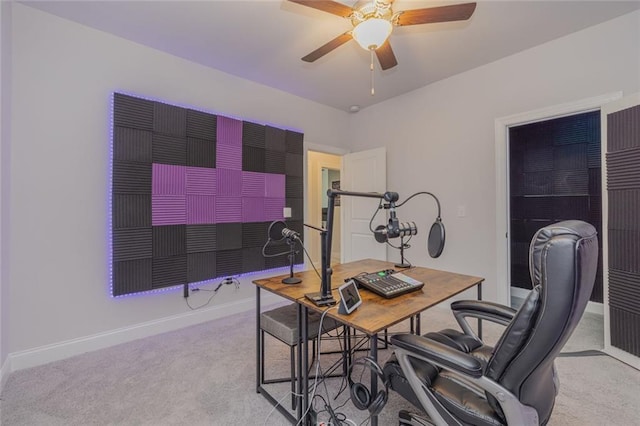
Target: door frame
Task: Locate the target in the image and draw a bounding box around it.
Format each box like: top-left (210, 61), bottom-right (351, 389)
top-left (494, 92), bottom-right (622, 306)
top-left (304, 143), bottom-right (348, 267)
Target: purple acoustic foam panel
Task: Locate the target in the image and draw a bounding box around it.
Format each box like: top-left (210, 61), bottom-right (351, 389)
top-left (265, 173), bottom-right (286, 198)
top-left (186, 167), bottom-right (217, 195)
top-left (242, 197), bottom-right (267, 222)
top-left (186, 195), bottom-right (217, 224)
top-left (216, 168), bottom-right (243, 196)
top-left (152, 195), bottom-right (186, 225)
top-left (217, 116), bottom-right (242, 146)
top-left (242, 171), bottom-right (266, 197)
top-left (215, 197), bottom-right (243, 223)
top-left (216, 143), bottom-right (242, 170)
top-left (152, 164), bottom-right (186, 195)
top-left (264, 198), bottom-right (285, 221)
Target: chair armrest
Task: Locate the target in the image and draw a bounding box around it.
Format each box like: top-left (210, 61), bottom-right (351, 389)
top-left (451, 300), bottom-right (517, 323)
top-left (390, 334), bottom-right (483, 378)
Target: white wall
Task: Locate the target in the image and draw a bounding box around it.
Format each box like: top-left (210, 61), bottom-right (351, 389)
top-left (1, 0), bottom-right (13, 377)
top-left (7, 3), bottom-right (350, 362)
top-left (349, 10), bottom-right (640, 303)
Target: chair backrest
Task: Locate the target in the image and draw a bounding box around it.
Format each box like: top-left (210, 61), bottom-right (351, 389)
top-left (485, 220), bottom-right (598, 424)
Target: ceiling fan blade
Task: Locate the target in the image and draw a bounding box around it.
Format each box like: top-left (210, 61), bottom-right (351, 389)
top-left (375, 40), bottom-right (398, 70)
top-left (396, 2), bottom-right (476, 26)
top-left (288, 0), bottom-right (354, 17)
top-left (301, 32), bottom-right (353, 63)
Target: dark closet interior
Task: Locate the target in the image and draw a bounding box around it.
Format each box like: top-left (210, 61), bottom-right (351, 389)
top-left (509, 111), bottom-right (603, 302)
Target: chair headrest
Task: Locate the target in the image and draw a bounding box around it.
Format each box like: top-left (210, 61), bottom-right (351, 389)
top-left (529, 220), bottom-right (597, 288)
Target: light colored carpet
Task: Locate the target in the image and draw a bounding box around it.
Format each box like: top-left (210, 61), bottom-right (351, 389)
top-left (1, 305), bottom-right (639, 425)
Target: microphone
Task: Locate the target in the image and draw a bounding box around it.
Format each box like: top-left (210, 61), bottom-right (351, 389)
top-left (374, 221), bottom-right (418, 243)
top-left (267, 220), bottom-right (301, 242)
top-left (281, 228), bottom-right (300, 240)
top-left (374, 197), bottom-right (417, 243)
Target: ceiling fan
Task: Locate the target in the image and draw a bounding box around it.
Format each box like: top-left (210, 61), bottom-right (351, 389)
top-left (289, 0), bottom-right (477, 70)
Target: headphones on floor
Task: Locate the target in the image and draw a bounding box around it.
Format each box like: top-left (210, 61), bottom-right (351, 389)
top-left (348, 356), bottom-right (389, 416)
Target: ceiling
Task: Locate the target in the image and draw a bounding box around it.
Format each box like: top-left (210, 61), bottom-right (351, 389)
top-left (22, 1), bottom-right (640, 112)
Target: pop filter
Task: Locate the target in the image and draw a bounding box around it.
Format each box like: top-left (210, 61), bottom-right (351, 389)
top-left (428, 219), bottom-right (445, 258)
top-left (268, 220), bottom-right (287, 242)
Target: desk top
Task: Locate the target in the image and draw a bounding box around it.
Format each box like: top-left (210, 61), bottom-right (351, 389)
top-left (253, 259), bottom-right (484, 335)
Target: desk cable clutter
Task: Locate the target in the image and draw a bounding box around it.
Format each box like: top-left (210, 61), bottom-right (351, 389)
top-left (184, 276), bottom-right (240, 310)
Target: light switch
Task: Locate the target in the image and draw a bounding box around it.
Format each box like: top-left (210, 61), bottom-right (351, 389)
top-left (457, 205), bottom-right (466, 218)
top-left (283, 207), bottom-right (292, 218)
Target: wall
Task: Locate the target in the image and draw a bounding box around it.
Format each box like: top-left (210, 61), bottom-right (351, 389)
top-left (1, 0), bottom-right (13, 378)
top-left (7, 3), bottom-right (349, 365)
top-left (349, 10), bottom-right (640, 303)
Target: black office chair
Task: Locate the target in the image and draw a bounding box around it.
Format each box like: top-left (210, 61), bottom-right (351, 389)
top-left (384, 220), bottom-right (598, 426)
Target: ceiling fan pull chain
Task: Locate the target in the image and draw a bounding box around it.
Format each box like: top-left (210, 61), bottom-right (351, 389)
top-left (370, 48), bottom-right (375, 96)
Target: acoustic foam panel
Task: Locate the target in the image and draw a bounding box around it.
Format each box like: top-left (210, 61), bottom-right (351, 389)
top-left (113, 259), bottom-right (153, 296)
top-left (186, 225), bottom-right (217, 253)
top-left (113, 162), bottom-right (152, 194)
top-left (154, 102), bottom-right (187, 137)
top-left (113, 194), bottom-right (151, 229)
top-left (187, 252), bottom-right (217, 282)
top-left (114, 93), bottom-right (153, 130)
top-left (186, 109), bottom-right (217, 141)
top-left (243, 122), bottom-right (266, 149)
top-left (113, 127), bottom-right (152, 163)
top-left (187, 138), bottom-right (216, 168)
top-left (152, 225), bottom-right (186, 257)
top-left (113, 228), bottom-right (152, 261)
top-left (266, 126), bottom-right (287, 152)
top-left (242, 146), bottom-right (266, 173)
top-left (152, 255), bottom-right (187, 288)
top-left (285, 130), bottom-right (304, 154)
top-left (152, 134), bottom-right (187, 165)
top-left (112, 93), bottom-right (303, 296)
top-left (607, 104), bottom-right (640, 352)
top-left (217, 116), bottom-right (242, 146)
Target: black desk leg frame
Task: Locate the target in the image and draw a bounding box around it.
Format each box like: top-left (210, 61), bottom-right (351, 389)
top-left (301, 305), bottom-right (310, 425)
top-left (370, 333), bottom-right (379, 426)
top-left (477, 282), bottom-right (483, 340)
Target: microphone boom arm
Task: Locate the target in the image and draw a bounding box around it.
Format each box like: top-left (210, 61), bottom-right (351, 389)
top-left (315, 189), bottom-right (389, 304)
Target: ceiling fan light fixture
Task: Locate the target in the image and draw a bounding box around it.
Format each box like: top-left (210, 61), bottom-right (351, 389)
top-left (352, 18), bottom-right (392, 50)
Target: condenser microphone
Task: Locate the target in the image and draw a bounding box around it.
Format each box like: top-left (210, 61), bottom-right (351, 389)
top-left (267, 220), bottom-right (301, 241)
top-left (281, 228), bottom-right (300, 240)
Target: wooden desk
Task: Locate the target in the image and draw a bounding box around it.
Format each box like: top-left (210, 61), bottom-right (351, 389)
top-left (254, 259), bottom-right (484, 425)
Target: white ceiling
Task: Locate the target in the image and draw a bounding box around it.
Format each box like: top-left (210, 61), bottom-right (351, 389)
top-left (22, 0), bottom-right (640, 112)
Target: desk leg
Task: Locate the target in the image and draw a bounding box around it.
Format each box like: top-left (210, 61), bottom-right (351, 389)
top-left (301, 305), bottom-right (310, 425)
top-left (256, 287), bottom-right (261, 393)
top-left (296, 304), bottom-right (302, 421)
top-left (477, 283), bottom-right (483, 340)
top-left (370, 333), bottom-right (378, 426)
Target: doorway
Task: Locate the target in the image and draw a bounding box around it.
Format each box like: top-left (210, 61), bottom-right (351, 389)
top-left (508, 111), bottom-right (603, 305)
top-left (307, 151), bottom-right (342, 266)
top-left (495, 92), bottom-right (622, 306)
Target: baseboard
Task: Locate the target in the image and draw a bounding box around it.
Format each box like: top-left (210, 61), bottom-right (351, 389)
top-left (7, 292), bottom-right (285, 374)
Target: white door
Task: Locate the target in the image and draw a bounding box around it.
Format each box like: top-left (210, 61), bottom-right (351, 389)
top-left (601, 92), bottom-right (640, 370)
top-left (341, 147), bottom-right (387, 263)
